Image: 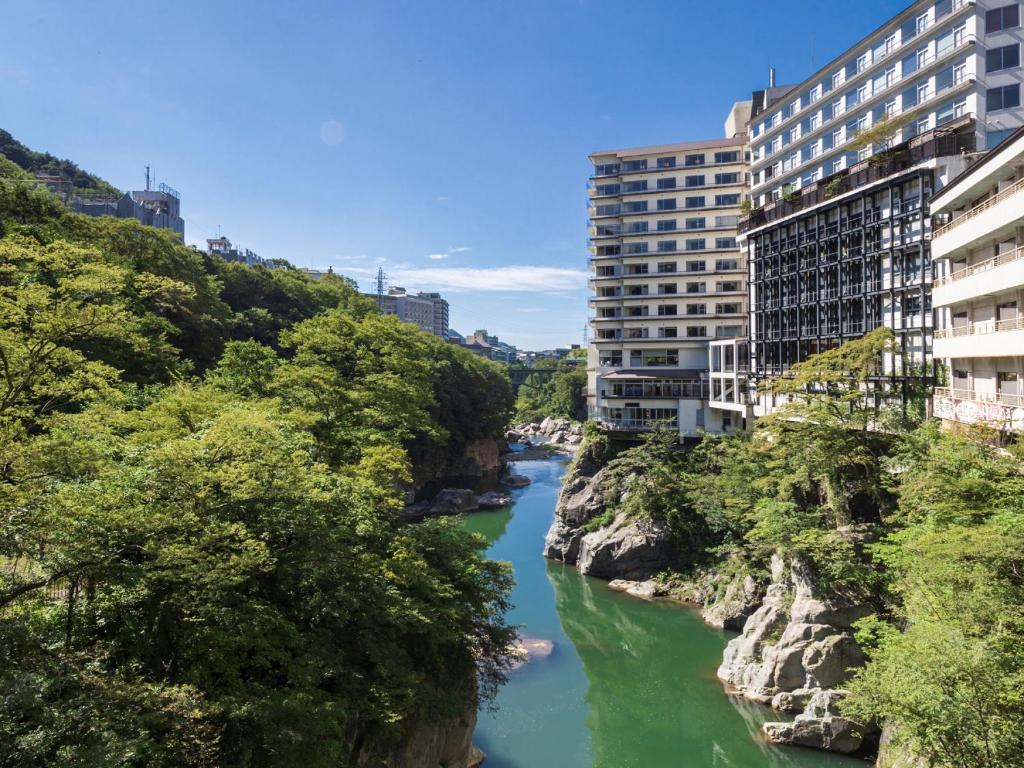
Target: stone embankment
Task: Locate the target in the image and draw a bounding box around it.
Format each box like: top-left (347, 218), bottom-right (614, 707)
top-left (401, 486), bottom-right (514, 522)
top-left (542, 446), bottom-right (878, 758)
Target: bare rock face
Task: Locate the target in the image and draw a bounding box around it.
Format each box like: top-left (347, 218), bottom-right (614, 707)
top-left (355, 710), bottom-right (484, 768)
top-left (718, 555), bottom-right (870, 705)
top-left (763, 690), bottom-right (869, 754)
top-left (576, 512), bottom-right (674, 581)
top-left (876, 722), bottom-right (929, 768)
top-left (543, 460), bottom-right (608, 565)
top-left (701, 573), bottom-right (765, 631)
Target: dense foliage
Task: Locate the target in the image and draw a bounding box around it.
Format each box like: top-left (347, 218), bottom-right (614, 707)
top-left (0, 174), bottom-right (516, 766)
top-left (512, 358), bottom-right (587, 423)
top-left (588, 327), bottom-right (1024, 766)
top-left (0, 129), bottom-right (121, 199)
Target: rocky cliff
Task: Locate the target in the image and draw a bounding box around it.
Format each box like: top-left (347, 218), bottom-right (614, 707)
top-left (716, 553), bottom-right (877, 755)
top-left (354, 709), bottom-right (484, 768)
top-left (543, 447), bottom-right (675, 581)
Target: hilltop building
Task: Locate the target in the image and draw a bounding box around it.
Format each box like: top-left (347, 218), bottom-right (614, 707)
top-left (207, 235), bottom-right (269, 267)
top-left (465, 329), bottom-right (517, 362)
top-left (586, 102), bottom-right (753, 437)
top-left (929, 124), bottom-right (1024, 432)
top-left (72, 183), bottom-right (185, 239)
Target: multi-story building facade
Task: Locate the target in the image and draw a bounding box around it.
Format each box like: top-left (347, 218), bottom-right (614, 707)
top-left (587, 103), bottom-right (752, 437)
top-left (741, 0), bottom-right (1024, 415)
top-left (207, 235), bottom-right (268, 267)
top-left (930, 124), bottom-right (1024, 432)
top-left (416, 291), bottom-right (450, 337)
top-left (73, 184), bottom-right (185, 239)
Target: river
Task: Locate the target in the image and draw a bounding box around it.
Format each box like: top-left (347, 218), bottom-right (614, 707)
top-left (464, 454), bottom-right (865, 768)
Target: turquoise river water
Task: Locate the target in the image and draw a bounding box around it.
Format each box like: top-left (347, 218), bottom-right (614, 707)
top-left (463, 454), bottom-right (866, 768)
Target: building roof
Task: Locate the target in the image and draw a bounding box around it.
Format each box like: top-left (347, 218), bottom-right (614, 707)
top-left (590, 136), bottom-right (746, 161)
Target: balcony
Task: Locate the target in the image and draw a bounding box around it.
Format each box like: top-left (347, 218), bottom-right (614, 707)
top-left (934, 315), bottom-right (1024, 359)
top-left (931, 178), bottom-right (1024, 261)
top-left (595, 417), bottom-right (679, 432)
top-left (933, 245), bottom-right (1024, 308)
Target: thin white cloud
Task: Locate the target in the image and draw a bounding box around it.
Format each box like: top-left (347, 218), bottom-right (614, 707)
top-left (335, 254), bottom-right (369, 262)
top-left (389, 266), bottom-right (588, 294)
top-left (449, 246), bottom-right (471, 252)
top-left (425, 253), bottom-right (449, 260)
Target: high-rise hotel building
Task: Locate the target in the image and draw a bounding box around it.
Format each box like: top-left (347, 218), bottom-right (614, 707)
top-left (740, 0), bottom-right (1024, 413)
top-left (586, 104), bottom-right (752, 436)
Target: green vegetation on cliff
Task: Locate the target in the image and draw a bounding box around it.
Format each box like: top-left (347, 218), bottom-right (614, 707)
top-left (1, 129), bottom-right (122, 199)
top-left (591, 328), bottom-right (1024, 767)
top-left (512, 358), bottom-right (587, 423)
top-left (0, 175), bottom-right (516, 766)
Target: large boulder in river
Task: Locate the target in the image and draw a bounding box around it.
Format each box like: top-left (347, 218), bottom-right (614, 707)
top-left (576, 511), bottom-right (674, 581)
top-left (763, 689), bottom-right (871, 755)
top-left (502, 474), bottom-right (531, 489)
top-left (428, 488), bottom-right (479, 516)
top-left (477, 491), bottom-right (512, 508)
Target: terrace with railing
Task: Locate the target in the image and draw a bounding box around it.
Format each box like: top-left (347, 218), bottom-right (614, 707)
top-left (932, 178), bottom-right (1024, 239)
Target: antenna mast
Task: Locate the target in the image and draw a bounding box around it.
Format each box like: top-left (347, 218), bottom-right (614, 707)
top-left (145, 165), bottom-right (151, 191)
top-left (374, 267), bottom-right (387, 310)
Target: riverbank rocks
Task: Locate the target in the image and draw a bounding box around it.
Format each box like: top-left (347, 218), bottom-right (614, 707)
top-left (717, 555), bottom-right (870, 706)
top-left (700, 570), bottom-right (765, 632)
top-left (608, 578), bottom-right (670, 600)
top-left (427, 488), bottom-right (479, 516)
top-left (511, 420), bottom-right (584, 451)
top-left (762, 689), bottom-right (873, 755)
top-left (502, 474), bottom-right (531, 489)
top-left (543, 454), bottom-right (607, 565)
top-left (477, 491), bottom-right (512, 508)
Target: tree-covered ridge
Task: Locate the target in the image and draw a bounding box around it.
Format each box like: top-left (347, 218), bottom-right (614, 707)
top-left (586, 329), bottom-right (1024, 767)
top-left (0, 177), bottom-right (516, 766)
top-left (0, 129), bottom-right (122, 199)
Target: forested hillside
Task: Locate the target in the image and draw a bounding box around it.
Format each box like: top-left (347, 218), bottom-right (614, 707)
top-left (0, 129), bottom-right (121, 199)
top-left (0, 166), bottom-right (516, 766)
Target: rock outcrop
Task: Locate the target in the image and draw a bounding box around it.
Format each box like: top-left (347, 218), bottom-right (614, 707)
top-left (763, 689), bottom-right (871, 755)
top-left (576, 511), bottom-right (674, 580)
top-left (476, 491), bottom-right (512, 508)
top-left (700, 571), bottom-right (765, 632)
top-left (544, 448), bottom-right (675, 581)
top-left (718, 555), bottom-right (869, 704)
top-left (355, 710), bottom-right (484, 768)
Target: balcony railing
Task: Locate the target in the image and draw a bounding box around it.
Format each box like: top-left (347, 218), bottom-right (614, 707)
top-left (934, 386), bottom-right (1024, 408)
top-left (595, 417), bottom-right (679, 431)
top-left (935, 315), bottom-right (1024, 339)
top-left (933, 178), bottom-right (1024, 239)
top-left (935, 244), bottom-right (1024, 286)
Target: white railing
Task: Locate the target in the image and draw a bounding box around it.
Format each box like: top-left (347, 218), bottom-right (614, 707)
top-left (935, 314), bottom-right (1024, 339)
top-left (935, 245), bottom-right (1024, 286)
top-left (934, 386), bottom-right (1024, 408)
top-left (934, 178), bottom-right (1024, 239)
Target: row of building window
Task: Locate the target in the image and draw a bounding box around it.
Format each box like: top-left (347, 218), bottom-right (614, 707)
top-left (595, 195), bottom-right (742, 215)
top-left (751, 0), bottom-right (1006, 141)
top-left (593, 150), bottom-right (743, 176)
top-left (607, 173), bottom-right (744, 193)
top-left (596, 281), bottom-right (743, 297)
top-left (610, 238), bottom-right (738, 255)
top-left (597, 259), bottom-right (741, 277)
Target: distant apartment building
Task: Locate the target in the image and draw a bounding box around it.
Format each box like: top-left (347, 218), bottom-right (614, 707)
top-left (73, 183), bottom-right (185, 239)
top-left (207, 235), bottom-right (269, 267)
top-left (371, 287), bottom-right (449, 337)
top-left (587, 102), bottom-right (753, 437)
top-left (416, 291), bottom-right (450, 337)
top-left (739, 0), bottom-right (1024, 417)
top-left (930, 124), bottom-right (1024, 432)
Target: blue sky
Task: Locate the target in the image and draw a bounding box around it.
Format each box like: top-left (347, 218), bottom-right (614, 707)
top-left (1, 0), bottom-right (909, 349)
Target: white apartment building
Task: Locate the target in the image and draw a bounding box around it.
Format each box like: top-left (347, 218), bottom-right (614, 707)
top-left (930, 125), bottom-right (1024, 431)
top-left (587, 103), bottom-right (752, 437)
top-left (748, 0), bottom-right (1023, 208)
top-left (739, 0), bottom-right (1024, 418)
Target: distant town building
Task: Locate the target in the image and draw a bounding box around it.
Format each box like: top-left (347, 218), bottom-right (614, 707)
top-left (207, 235), bottom-right (268, 267)
top-left (72, 183), bottom-right (185, 239)
top-left (464, 329), bottom-right (517, 362)
top-left (361, 287), bottom-right (451, 337)
top-left (299, 267), bottom-right (335, 280)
